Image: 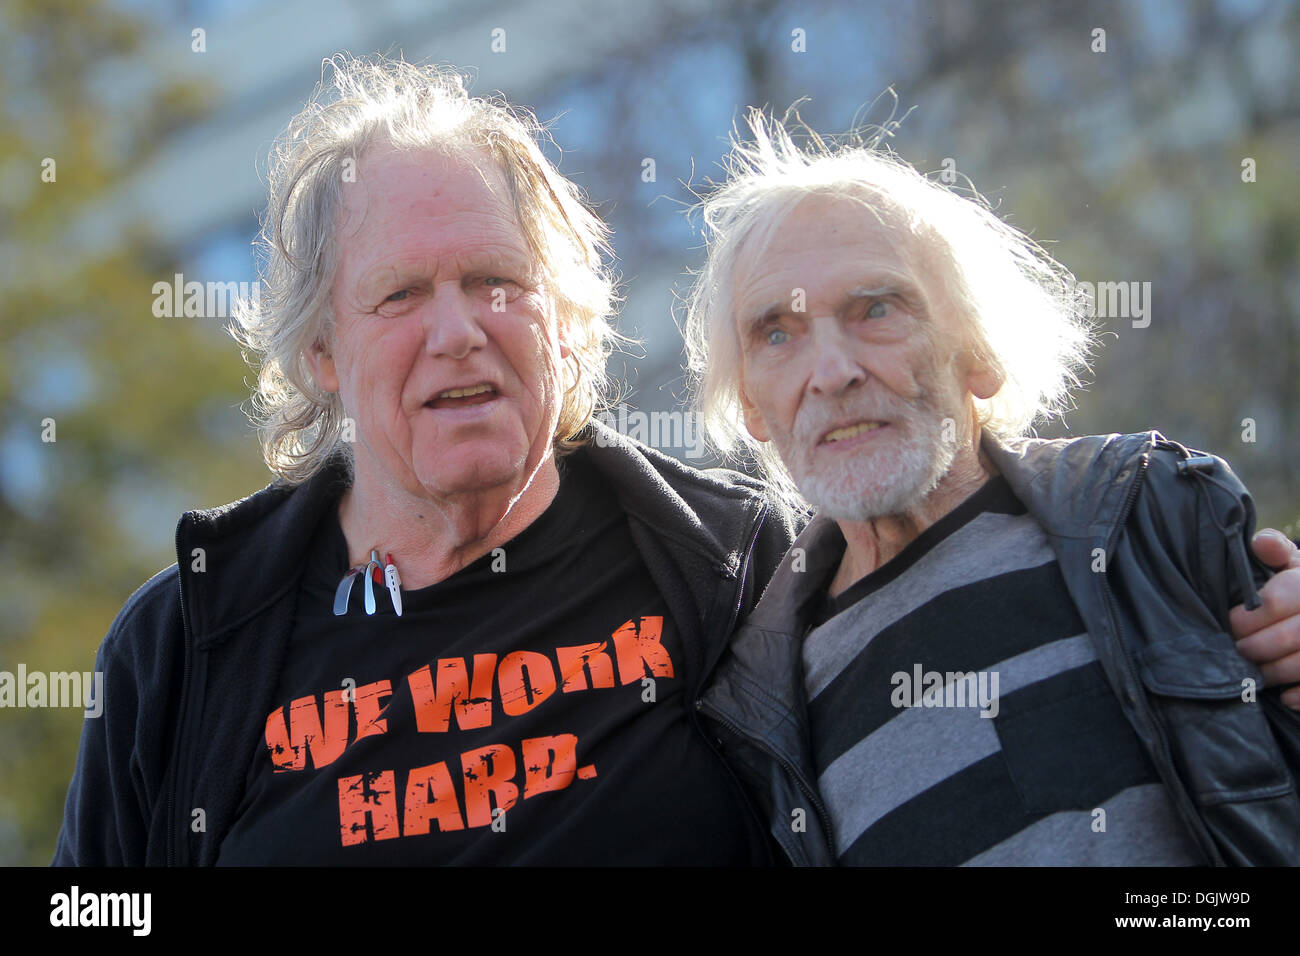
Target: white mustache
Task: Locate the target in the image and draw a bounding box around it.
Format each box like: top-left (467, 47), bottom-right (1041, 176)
top-left (794, 395), bottom-right (923, 444)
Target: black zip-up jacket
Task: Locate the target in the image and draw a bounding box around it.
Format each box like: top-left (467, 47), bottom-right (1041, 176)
top-left (700, 430), bottom-right (1300, 866)
top-left (52, 422), bottom-right (798, 865)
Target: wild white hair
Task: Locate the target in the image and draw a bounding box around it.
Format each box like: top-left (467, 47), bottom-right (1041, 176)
top-left (230, 53), bottom-right (620, 485)
top-left (683, 107), bottom-right (1097, 505)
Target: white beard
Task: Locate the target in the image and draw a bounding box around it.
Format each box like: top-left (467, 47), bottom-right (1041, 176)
top-left (776, 363), bottom-right (966, 522)
top-left (798, 406), bottom-right (957, 521)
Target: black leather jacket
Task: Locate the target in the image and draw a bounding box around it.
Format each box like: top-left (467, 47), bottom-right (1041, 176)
top-left (698, 430), bottom-right (1300, 866)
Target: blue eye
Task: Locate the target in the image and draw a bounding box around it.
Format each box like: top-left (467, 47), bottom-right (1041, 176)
top-left (385, 289), bottom-right (410, 302)
top-left (766, 328), bottom-right (789, 346)
top-left (866, 301), bottom-right (890, 318)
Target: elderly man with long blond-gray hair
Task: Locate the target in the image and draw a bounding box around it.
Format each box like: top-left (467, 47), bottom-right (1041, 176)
top-left (690, 109), bottom-right (1300, 866)
top-left (52, 54), bottom-right (804, 866)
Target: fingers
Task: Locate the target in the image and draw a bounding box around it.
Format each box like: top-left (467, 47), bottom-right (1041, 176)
top-left (1230, 566), bottom-right (1300, 640)
top-left (1231, 563), bottom-right (1300, 709)
top-left (1250, 529), bottom-right (1300, 572)
top-left (1228, 537), bottom-right (1300, 708)
top-left (1233, 572), bottom-right (1300, 700)
top-left (1237, 626), bottom-right (1300, 683)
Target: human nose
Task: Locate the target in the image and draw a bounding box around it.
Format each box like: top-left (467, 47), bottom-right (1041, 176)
top-left (423, 282), bottom-right (488, 359)
top-left (807, 319), bottom-right (866, 396)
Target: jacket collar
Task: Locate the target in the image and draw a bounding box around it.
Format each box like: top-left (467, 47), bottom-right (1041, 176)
top-left (175, 454), bottom-right (350, 646)
top-left (742, 515), bottom-right (843, 635)
top-left (735, 429), bottom-right (1159, 641)
top-left (579, 420), bottom-right (769, 578)
top-left (175, 419), bottom-right (770, 644)
top-left (979, 429), bottom-right (1157, 541)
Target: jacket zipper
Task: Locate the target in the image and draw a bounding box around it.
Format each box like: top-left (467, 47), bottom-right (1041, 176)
top-left (697, 696), bottom-right (838, 864)
top-left (694, 503), bottom-right (837, 864)
top-left (166, 519), bottom-right (196, 866)
top-left (1098, 450), bottom-right (1221, 865)
top-left (686, 506), bottom-right (784, 862)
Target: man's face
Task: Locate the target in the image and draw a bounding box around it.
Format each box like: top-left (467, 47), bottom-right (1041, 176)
top-left (313, 146), bottom-right (567, 503)
top-left (734, 195), bottom-right (992, 520)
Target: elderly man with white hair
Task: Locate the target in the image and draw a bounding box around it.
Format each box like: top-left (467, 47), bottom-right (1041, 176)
top-left (690, 111), bottom-right (1300, 866)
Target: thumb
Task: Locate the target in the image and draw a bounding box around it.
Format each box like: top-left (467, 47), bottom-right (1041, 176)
top-left (1251, 529), bottom-right (1300, 572)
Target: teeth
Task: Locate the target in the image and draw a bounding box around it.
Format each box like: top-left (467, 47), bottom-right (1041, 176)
top-left (437, 384), bottom-right (493, 399)
top-left (824, 422), bottom-right (883, 443)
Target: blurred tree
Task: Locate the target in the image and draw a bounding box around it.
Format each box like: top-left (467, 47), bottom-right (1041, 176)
top-left (0, 0), bottom-right (267, 864)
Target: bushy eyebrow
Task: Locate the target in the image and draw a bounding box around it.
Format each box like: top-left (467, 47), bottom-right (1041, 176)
top-left (355, 248), bottom-right (535, 300)
top-left (739, 280), bottom-right (925, 335)
top-left (740, 301), bottom-right (786, 336)
top-left (356, 260), bottom-right (433, 298)
top-left (847, 284), bottom-right (901, 300)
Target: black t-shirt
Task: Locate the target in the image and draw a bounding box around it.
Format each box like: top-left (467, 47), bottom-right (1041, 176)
top-left (216, 453), bottom-right (764, 865)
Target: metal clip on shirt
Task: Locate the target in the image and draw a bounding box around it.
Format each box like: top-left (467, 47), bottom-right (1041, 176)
top-left (333, 566), bottom-right (362, 616)
top-left (363, 550), bottom-right (382, 615)
top-left (333, 551), bottom-right (404, 616)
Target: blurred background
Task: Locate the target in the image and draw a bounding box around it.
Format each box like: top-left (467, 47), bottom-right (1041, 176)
top-left (1, 0), bottom-right (1297, 865)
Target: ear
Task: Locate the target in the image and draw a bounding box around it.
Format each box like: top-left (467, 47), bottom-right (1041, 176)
top-left (551, 301), bottom-right (573, 361)
top-left (739, 381), bottom-right (771, 443)
top-left (306, 339), bottom-right (340, 393)
top-left (964, 349), bottom-right (1002, 401)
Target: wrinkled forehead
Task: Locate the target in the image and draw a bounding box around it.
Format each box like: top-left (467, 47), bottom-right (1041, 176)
top-left (335, 143), bottom-right (516, 239)
top-left (730, 190), bottom-right (931, 304)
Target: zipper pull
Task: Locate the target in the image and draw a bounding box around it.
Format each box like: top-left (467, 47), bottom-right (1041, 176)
top-left (1176, 454), bottom-right (1217, 475)
top-left (1224, 523), bottom-right (1263, 611)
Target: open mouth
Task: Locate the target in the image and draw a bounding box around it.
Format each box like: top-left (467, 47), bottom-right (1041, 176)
top-left (821, 421), bottom-right (887, 444)
top-left (425, 383), bottom-right (498, 410)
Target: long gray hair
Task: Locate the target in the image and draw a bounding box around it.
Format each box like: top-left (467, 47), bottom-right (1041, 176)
top-left (230, 53), bottom-right (620, 484)
top-left (684, 108), bottom-right (1097, 505)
